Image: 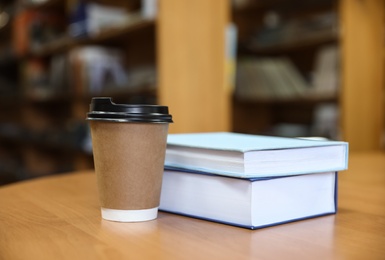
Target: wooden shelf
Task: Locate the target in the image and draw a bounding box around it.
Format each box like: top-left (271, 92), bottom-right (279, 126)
top-left (233, 0), bottom-right (335, 13)
top-left (234, 93), bottom-right (337, 105)
top-left (29, 18), bottom-right (155, 57)
top-left (1, 85), bottom-right (156, 106)
top-left (25, 0), bottom-right (65, 10)
top-left (243, 29), bottom-right (337, 55)
top-left (78, 17), bottom-right (155, 44)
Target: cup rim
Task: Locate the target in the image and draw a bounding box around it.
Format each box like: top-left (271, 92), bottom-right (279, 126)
top-left (86, 97), bottom-right (173, 123)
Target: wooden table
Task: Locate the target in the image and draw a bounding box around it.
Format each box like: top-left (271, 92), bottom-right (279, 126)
top-left (1, 152), bottom-right (384, 259)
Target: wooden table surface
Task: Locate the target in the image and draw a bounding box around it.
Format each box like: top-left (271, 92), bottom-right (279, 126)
top-left (1, 152), bottom-right (384, 259)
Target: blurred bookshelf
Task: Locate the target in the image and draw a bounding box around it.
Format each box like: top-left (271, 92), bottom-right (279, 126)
top-left (232, 0), bottom-right (384, 150)
top-left (231, 0), bottom-right (341, 139)
top-left (0, 0), bottom-right (158, 185)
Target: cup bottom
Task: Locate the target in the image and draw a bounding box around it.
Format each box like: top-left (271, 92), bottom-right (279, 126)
top-left (101, 207), bottom-right (158, 222)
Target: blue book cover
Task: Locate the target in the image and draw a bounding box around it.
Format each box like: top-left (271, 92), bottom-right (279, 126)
top-left (165, 132), bottom-right (348, 178)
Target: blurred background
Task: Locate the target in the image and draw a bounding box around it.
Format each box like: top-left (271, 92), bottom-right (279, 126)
top-left (0, 0), bottom-right (384, 185)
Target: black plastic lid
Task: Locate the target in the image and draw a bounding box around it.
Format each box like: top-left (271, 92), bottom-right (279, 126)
top-left (86, 97), bottom-right (173, 123)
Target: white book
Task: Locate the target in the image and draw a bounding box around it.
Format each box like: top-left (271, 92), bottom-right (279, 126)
top-left (165, 132), bottom-right (348, 178)
top-left (159, 170), bottom-right (337, 229)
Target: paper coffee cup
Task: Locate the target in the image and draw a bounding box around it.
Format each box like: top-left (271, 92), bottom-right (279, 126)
top-left (87, 97), bottom-right (172, 222)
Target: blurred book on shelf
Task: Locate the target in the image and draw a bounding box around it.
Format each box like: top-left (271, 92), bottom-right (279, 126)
top-left (21, 54), bottom-right (69, 99)
top-left (246, 10), bottom-right (338, 51)
top-left (13, 9), bottom-right (66, 56)
top-left (141, 0), bottom-right (158, 19)
top-left (69, 46), bottom-right (155, 96)
top-left (235, 57), bottom-right (309, 101)
top-left (311, 103), bottom-right (339, 140)
top-left (49, 53), bottom-right (70, 95)
top-left (68, 1), bottom-right (142, 38)
top-left (310, 44), bottom-right (339, 97)
top-left (225, 23), bottom-right (238, 91)
top-left (69, 46), bottom-right (128, 95)
top-left (21, 58), bottom-right (50, 98)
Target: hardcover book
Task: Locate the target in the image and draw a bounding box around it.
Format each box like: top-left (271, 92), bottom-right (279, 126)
top-left (159, 169), bottom-right (337, 229)
top-left (165, 132), bottom-right (348, 178)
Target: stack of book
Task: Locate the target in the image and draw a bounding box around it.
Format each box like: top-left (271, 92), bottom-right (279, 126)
top-left (159, 132), bottom-right (348, 230)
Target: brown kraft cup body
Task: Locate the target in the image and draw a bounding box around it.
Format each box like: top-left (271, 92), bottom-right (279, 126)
top-left (90, 121), bottom-right (168, 210)
top-left (87, 97), bottom-right (173, 222)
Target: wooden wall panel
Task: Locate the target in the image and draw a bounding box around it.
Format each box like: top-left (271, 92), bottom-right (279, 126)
top-left (157, 0), bottom-right (231, 133)
top-left (340, 0), bottom-right (385, 151)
